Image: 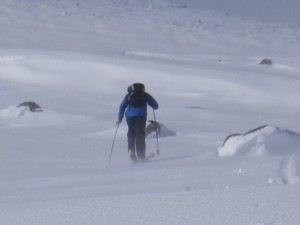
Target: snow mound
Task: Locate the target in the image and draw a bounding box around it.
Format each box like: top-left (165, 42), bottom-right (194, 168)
top-left (0, 105), bottom-right (89, 126)
top-left (219, 125), bottom-right (300, 184)
top-left (218, 125), bottom-right (300, 157)
top-left (158, 123), bottom-right (177, 137)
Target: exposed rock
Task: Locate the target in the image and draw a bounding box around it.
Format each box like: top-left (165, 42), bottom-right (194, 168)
top-left (145, 120), bottom-right (160, 136)
top-left (17, 101), bottom-right (43, 116)
top-left (17, 101), bottom-right (42, 112)
top-left (260, 58), bottom-right (273, 65)
top-left (222, 125), bottom-right (267, 146)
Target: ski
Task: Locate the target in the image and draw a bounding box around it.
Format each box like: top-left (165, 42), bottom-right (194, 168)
top-left (130, 152), bottom-right (157, 164)
top-left (145, 152), bottom-right (155, 161)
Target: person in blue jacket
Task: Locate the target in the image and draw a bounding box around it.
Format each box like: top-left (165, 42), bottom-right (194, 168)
top-left (117, 83), bottom-right (158, 162)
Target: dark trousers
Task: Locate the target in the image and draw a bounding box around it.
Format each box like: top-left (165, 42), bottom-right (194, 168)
top-left (126, 117), bottom-right (146, 159)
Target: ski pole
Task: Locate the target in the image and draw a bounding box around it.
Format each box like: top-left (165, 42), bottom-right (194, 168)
top-left (108, 123), bottom-right (119, 165)
top-left (153, 110), bottom-right (160, 155)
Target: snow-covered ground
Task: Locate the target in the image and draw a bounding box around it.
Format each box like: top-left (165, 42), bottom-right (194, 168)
top-left (1, 0), bottom-right (300, 224)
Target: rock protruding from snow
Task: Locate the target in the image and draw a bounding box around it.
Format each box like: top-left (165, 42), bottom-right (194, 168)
top-left (260, 58), bottom-right (273, 65)
top-left (145, 120), bottom-right (160, 136)
top-left (17, 101), bottom-right (43, 116)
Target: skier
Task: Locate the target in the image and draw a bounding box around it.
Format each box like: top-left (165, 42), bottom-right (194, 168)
top-left (116, 83), bottom-right (158, 162)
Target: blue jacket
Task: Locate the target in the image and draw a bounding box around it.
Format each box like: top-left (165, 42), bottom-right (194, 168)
top-left (118, 92), bottom-right (158, 120)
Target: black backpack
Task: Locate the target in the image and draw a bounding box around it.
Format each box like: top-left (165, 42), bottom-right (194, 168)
top-left (127, 83), bottom-right (146, 107)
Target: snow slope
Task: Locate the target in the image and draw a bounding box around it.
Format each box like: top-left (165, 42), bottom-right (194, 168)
top-left (1, 0), bottom-right (300, 224)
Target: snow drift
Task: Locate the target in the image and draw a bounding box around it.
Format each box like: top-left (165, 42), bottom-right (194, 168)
top-left (218, 125), bottom-right (300, 157)
top-left (218, 125), bottom-right (300, 184)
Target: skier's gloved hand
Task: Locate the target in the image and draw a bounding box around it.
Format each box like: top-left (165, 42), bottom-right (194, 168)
top-left (116, 119), bottom-right (122, 125)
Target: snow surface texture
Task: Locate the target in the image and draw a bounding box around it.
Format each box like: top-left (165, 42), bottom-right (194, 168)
top-left (1, 0), bottom-right (300, 224)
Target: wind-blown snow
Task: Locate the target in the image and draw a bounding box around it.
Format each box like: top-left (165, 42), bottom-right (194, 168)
top-left (1, 0), bottom-right (300, 224)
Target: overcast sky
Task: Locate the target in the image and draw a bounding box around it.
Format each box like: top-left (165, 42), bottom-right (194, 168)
top-left (179, 0), bottom-right (300, 24)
